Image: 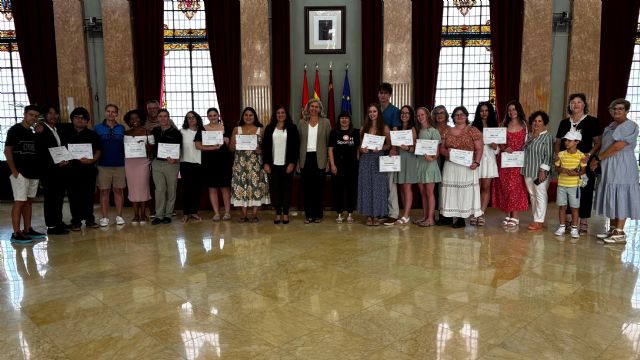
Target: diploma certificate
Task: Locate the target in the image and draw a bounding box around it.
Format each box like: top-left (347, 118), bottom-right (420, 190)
top-left (361, 133), bottom-right (385, 150)
top-left (67, 143), bottom-right (93, 160)
top-left (48, 146), bottom-right (73, 164)
top-left (157, 143), bottom-right (180, 159)
top-left (390, 130), bottom-right (414, 146)
top-left (449, 149), bottom-right (474, 167)
top-left (235, 135), bottom-right (258, 151)
top-left (379, 156), bottom-right (401, 172)
top-left (483, 128), bottom-right (507, 145)
top-left (202, 131), bottom-right (224, 146)
top-left (501, 151), bottom-right (525, 168)
top-left (414, 139), bottom-right (438, 156)
top-left (124, 142), bottom-right (147, 158)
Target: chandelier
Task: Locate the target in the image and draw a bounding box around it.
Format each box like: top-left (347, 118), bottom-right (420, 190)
top-left (453, 0), bottom-right (476, 16)
top-left (178, 0), bottom-right (201, 20)
top-left (1, 0), bottom-right (12, 21)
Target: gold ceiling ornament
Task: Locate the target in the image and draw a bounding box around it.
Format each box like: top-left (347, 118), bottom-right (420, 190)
top-left (178, 0), bottom-right (201, 20)
top-left (1, 0), bottom-right (12, 21)
top-left (453, 0), bottom-right (476, 16)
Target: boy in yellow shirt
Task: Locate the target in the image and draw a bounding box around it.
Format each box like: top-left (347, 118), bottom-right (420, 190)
top-left (554, 131), bottom-right (587, 241)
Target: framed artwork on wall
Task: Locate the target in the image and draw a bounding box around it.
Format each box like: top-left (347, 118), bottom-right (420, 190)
top-left (304, 6), bottom-right (346, 54)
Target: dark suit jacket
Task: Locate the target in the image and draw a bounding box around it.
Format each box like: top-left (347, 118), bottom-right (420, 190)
top-left (262, 123), bottom-right (300, 167)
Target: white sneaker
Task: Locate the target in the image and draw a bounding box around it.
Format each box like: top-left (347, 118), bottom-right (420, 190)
top-left (554, 225), bottom-right (566, 236)
top-left (99, 217), bottom-right (110, 227)
top-left (116, 216), bottom-right (125, 225)
top-left (570, 226), bottom-right (580, 242)
top-left (336, 214), bottom-right (343, 224)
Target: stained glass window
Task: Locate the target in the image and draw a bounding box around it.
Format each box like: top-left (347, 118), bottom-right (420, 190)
top-left (435, 1), bottom-right (494, 123)
top-left (0, 3), bottom-right (29, 160)
top-left (163, 0), bottom-right (218, 121)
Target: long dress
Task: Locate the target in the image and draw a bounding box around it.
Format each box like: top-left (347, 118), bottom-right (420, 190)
top-left (595, 119), bottom-right (640, 219)
top-left (416, 127), bottom-right (441, 183)
top-left (124, 134), bottom-right (152, 202)
top-left (396, 141), bottom-right (418, 184)
top-left (231, 127), bottom-right (270, 207)
top-left (492, 127), bottom-right (528, 212)
top-left (357, 152), bottom-right (388, 217)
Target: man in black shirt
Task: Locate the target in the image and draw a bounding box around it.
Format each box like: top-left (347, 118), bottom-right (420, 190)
top-left (4, 105), bottom-right (46, 242)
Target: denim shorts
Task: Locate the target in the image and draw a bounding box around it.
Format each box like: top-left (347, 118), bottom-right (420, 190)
top-left (556, 186), bottom-right (579, 208)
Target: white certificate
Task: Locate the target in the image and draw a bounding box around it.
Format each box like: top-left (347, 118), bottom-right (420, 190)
top-left (202, 130), bottom-right (224, 146)
top-left (124, 142), bottom-right (147, 158)
top-left (157, 143), bottom-right (180, 159)
top-left (501, 151), bottom-right (525, 168)
top-left (235, 135), bottom-right (258, 151)
top-left (449, 149), bottom-right (474, 167)
top-left (48, 146), bottom-right (73, 164)
top-left (379, 156), bottom-right (401, 172)
top-left (414, 139), bottom-right (438, 156)
top-left (67, 143), bottom-right (93, 160)
top-left (390, 130), bottom-right (414, 146)
top-left (483, 128), bottom-right (507, 144)
top-left (361, 133), bottom-right (385, 150)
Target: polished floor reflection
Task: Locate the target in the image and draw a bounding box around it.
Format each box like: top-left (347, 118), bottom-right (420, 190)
top-left (1, 203), bottom-right (640, 359)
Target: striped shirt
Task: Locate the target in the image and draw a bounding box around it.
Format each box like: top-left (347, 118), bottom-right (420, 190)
top-left (555, 149), bottom-right (586, 187)
top-left (521, 131), bottom-right (553, 179)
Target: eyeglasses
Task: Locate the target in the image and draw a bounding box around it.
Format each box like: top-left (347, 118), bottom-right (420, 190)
top-left (610, 106), bottom-right (626, 112)
top-left (454, 113), bottom-right (467, 117)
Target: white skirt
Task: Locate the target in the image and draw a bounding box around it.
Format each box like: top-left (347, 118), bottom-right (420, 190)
top-left (478, 144), bottom-right (498, 178)
top-left (440, 161), bottom-right (483, 218)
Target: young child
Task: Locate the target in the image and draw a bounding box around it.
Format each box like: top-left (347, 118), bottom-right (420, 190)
top-left (554, 130), bottom-right (587, 241)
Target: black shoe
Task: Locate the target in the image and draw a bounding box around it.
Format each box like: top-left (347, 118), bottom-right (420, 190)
top-left (11, 231), bottom-right (33, 244)
top-left (86, 221), bottom-right (100, 229)
top-left (162, 217), bottom-right (172, 224)
top-left (436, 216), bottom-right (453, 226)
top-left (70, 224), bottom-right (82, 232)
top-left (28, 227), bottom-right (48, 238)
top-left (47, 226), bottom-right (69, 235)
top-left (61, 222), bottom-right (72, 230)
top-left (452, 218), bottom-right (466, 228)
top-left (151, 218), bottom-right (163, 225)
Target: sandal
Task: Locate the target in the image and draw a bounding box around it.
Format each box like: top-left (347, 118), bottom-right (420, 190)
top-left (222, 213), bottom-right (231, 221)
top-left (250, 217), bottom-right (259, 223)
top-left (507, 218), bottom-right (520, 227)
top-left (395, 217), bottom-right (410, 225)
top-left (417, 220), bottom-right (434, 227)
top-left (469, 216), bottom-right (477, 225)
top-left (366, 217), bottom-right (374, 226)
top-left (346, 214), bottom-right (354, 224)
top-left (212, 214), bottom-right (221, 222)
top-left (190, 214), bottom-right (202, 221)
top-left (181, 215), bottom-right (189, 224)
top-left (314, 218), bottom-right (322, 223)
top-left (502, 217), bottom-right (512, 225)
top-left (579, 222), bottom-right (588, 236)
top-left (412, 218), bottom-right (426, 225)
top-left (336, 214), bottom-right (343, 223)
top-left (476, 215), bottom-right (485, 226)
top-left (304, 218), bottom-right (314, 224)
top-left (237, 217), bottom-right (248, 223)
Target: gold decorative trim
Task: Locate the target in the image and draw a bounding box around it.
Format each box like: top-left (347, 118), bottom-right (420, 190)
top-left (453, 0), bottom-right (477, 16)
top-left (0, 43), bottom-right (17, 52)
top-left (441, 39), bottom-right (491, 47)
top-left (164, 28), bottom-right (207, 38)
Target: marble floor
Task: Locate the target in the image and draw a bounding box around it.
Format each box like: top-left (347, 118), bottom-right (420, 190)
top-left (1, 202), bottom-right (640, 359)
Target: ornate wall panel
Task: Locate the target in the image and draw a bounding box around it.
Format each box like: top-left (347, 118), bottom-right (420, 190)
top-left (383, 0), bottom-right (412, 107)
top-left (52, 0), bottom-right (92, 121)
top-left (241, 0), bottom-right (271, 122)
top-left (519, 0), bottom-right (553, 115)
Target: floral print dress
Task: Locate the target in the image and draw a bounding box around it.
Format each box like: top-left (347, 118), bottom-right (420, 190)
top-left (231, 127), bottom-right (270, 206)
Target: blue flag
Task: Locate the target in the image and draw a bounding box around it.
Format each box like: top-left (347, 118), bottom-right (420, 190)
top-left (341, 69), bottom-right (351, 114)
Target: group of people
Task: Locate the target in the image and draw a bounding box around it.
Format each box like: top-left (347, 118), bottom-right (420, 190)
top-left (4, 86), bottom-right (639, 245)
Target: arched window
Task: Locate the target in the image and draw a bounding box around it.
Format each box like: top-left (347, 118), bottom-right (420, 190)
top-left (0, 4), bottom-right (28, 160)
top-left (625, 15), bottom-right (640, 163)
top-left (434, 0), bottom-right (494, 123)
top-left (163, 0), bottom-right (218, 119)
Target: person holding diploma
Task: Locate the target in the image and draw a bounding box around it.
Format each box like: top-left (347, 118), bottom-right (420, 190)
top-left (492, 100), bottom-right (529, 228)
top-left (328, 111), bottom-right (359, 224)
top-left (180, 111), bottom-right (204, 223)
top-left (393, 105), bottom-right (418, 225)
top-left (297, 99), bottom-right (331, 224)
top-left (432, 105), bottom-right (451, 225)
top-left (61, 107), bottom-right (102, 231)
top-left (94, 104), bottom-right (126, 227)
top-left (439, 106), bottom-right (483, 228)
top-left (151, 109), bottom-right (182, 225)
top-left (230, 107), bottom-right (270, 222)
top-left (358, 103), bottom-right (391, 226)
top-left (262, 105), bottom-right (299, 224)
top-left (414, 107), bottom-right (441, 227)
top-left (471, 101), bottom-right (499, 226)
top-left (195, 108), bottom-right (232, 221)
top-left (554, 93), bottom-right (601, 235)
top-left (124, 110), bottom-right (152, 224)
top-left (521, 111), bottom-right (553, 231)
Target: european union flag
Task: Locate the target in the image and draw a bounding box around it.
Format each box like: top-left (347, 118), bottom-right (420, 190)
top-left (341, 69), bottom-right (351, 114)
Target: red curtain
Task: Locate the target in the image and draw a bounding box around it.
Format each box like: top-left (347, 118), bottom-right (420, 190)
top-left (271, 0), bottom-right (291, 109)
top-left (412, 0), bottom-right (443, 109)
top-left (204, 0), bottom-right (242, 129)
top-left (361, 0), bottom-right (384, 108)
top-left (12, 0), bottom-right (59, 108)
top-left (130, 0), bottom-right (164, 110)
top-left (596, 0), bottom-right (640, 128)
top-left (490, 0), bottom-right (524, 120)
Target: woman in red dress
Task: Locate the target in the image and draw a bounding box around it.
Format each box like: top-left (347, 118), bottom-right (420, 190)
top-left (492, 100), bottom-right (529, 227)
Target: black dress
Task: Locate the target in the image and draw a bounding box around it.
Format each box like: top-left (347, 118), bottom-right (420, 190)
top-left (195, 126), bottom-right (232, 188)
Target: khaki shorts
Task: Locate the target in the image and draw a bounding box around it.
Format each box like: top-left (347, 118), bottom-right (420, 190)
top-left (9, 173), bottom-right (39, 201)
top-left (97, 166), bottom-right (126, 189)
